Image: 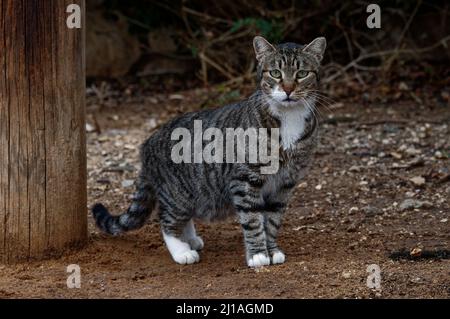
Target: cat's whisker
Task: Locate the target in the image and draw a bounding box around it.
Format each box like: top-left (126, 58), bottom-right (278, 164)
top-left (307, 91), bottom-right (338, 108)
top-left (306, 92), bottom-right (334, 114)
top-left (304, 94), bottom-right (326, 118)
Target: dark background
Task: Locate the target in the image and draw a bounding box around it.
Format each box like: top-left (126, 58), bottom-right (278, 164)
top-left (86, 0), bottom-right (449, 94)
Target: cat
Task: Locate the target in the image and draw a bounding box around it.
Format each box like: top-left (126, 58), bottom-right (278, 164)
top-left (92, 35), bottom-right (326, 268)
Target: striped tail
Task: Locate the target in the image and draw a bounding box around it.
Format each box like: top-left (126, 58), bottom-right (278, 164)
top-left (92, 183), bottom-right (155, 235)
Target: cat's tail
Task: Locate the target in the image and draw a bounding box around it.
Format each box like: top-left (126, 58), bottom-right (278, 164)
top-left (92, 180), bottom-right (156, 236)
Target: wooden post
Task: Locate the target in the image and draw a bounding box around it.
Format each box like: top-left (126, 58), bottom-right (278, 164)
top-left (0, 0), bottom-right (87, 263)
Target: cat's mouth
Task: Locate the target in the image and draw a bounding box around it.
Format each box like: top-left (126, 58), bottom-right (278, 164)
top-left (280, 97), bottom-right (302, 106)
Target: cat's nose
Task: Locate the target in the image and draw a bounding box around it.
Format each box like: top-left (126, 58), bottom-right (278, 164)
top-left (282, 84), bottom-right (294, 97)
top-left (284, 88), bottom-right (293, 97)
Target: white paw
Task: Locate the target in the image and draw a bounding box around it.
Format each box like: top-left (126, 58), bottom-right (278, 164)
top-left (173, 250), bottom-right (200, 265)
top-left (247, 253), bottom-right (270, 268)
top-left (271, 251), bottom-right (286, 265)
top-left (188, 236), bottom-right (204, 251)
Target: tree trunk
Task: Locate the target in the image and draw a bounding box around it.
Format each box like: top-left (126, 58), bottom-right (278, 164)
top-left (0, 0), bottom-right (87, 263)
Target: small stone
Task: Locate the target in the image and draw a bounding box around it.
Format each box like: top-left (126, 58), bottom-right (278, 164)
top-left (410, 176), bottom-right (425, 186)
top-left (400, 199), bottom-right (417, 211)
top-left (405, 147), bottom-right (421, 156)
top-left (147, 118), bottom-right (158, 129)
top-left (398, 82), bottom-right (409, 91)
top-left (169, 94), bottom-right (184, 100)
top-left (349, 165), bottom-right (360, 172)
top-left (399, 199), bottom-right (433, 211)
top-left (86, 123), bottom-right (95, 132)
top-left (121, 180), bottom-right (134, 188)
top-left (98, 135), bottom-right (109, 142)
top-left (362, 205), bottom-right (378, 216)
top-left (147, 97), bottom-right (158, 104)
top-left (434, 151), bottom-right (444, 159)
top-left (440, 218), bottom-right (448, 223)
top-left (390, 152), bottom-right (402, 159)
top-left (405, 191), bottom-right (415, 198)
top-left (410, 247), bottom-right (422, 258)
top-left (342, 271), bottom-right (351, 279)
top-left (315, 184), bottom-right (322, 190)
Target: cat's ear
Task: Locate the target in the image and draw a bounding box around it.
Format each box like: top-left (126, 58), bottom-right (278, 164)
top-left (253, 36), bottom-right (276, 61)
top-left (303, 37), bottom-right (327, 62)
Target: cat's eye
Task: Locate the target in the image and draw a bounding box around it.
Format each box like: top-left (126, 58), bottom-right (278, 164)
top-left (296, 71), bottom-right (309, 79)
top-left (269, 69), bottom-right (282, 79)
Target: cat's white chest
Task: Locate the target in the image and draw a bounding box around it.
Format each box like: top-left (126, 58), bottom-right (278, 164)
top-left (279, 107), bottom-right (311, 150)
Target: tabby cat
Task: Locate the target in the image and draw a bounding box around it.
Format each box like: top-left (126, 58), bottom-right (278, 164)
top-left (93, 36), bottom-right (326, 267)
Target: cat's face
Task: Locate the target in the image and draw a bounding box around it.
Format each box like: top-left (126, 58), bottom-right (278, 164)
top-left (253, 36), bottom-right (326, 108)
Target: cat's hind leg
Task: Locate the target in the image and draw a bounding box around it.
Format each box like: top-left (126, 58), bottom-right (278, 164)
top-left (160, 208), bottom-right (200, 265)
top-left (181, 219), bottom-right (204, 251)
top-left (162, 231), bottom-right (200, 265)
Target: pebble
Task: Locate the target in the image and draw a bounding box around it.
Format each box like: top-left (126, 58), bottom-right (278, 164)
top-left (434, 151), bottom-right (444, 159)
top-left (121, 180), bottom-right (134, 188)
top-left (405, 191), bottom-right (415, 198)
top-left (410, 176), bottom-right (425, 186)
top-left (86, 123), bottom-right (95, 132)
top-left (342, 271), bottom-right (351, 279)
top-left (390, 152), bottom-right (402, 159)
top-left (405, 147), bottom-right (421, 156)
top-left (410, 247), bottom-right (422, 257)
top-left (169, 94), bottom-right (184, 100)
top-left (399, 199), bottom-right (433, 211)
top-left (362, 206), bottom-right (379, 216)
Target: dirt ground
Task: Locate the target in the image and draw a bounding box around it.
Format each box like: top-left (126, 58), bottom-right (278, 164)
top-left (0, 86), bottom-right (449, 299)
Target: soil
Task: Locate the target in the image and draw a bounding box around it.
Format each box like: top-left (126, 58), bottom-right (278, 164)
top-left (0, 87), bottom-right (449, 299)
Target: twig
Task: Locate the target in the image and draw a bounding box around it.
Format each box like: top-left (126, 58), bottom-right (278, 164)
top-left (182, 7), bottom-right (233, 26)
top-left (385, 0), bottom-right (423, 69)
top-left (323, 35), bottom-right (450, 83)
top-left (199, 52), bottom-right (235, 81)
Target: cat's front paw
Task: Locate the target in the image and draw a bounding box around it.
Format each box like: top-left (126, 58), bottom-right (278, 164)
top-left (173, 250), bottom-right (200, 265)
top-left (270, 250), bottom-right (286, 265)
top-left (188, 236), bottom-right (204, 251)
top-left (247, 253), bottom-right (270, 268)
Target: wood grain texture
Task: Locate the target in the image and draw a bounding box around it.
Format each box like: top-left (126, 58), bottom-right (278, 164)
top-left (0, 0), bottom-right (87, 263)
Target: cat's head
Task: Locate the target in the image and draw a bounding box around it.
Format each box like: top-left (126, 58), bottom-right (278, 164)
top-left (253, 36), bottom-right (326, 109)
